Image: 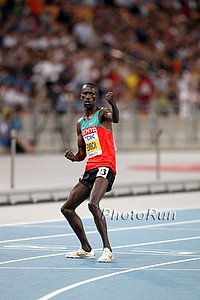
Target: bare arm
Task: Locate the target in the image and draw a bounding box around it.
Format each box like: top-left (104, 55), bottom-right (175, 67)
top-left (103, 91), bottom-right (119, 123)
top-left (65, 122), bottom-right (86, 162)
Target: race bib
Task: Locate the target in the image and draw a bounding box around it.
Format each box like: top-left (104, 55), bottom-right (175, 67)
top-left (83, 130), bottom-right (102, 158)
top-left (96, 167), bottom-right (109, 178)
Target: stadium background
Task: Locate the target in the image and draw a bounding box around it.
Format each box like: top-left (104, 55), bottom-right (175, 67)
top-left (0, 0), bottom-right (200, 153)
top-left (0, 3), bottom-right (200, 299)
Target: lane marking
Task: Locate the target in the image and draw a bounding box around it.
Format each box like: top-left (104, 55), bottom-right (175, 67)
top-left (3, 245), bottom-right (69, 251)
top-left (114, 250), bottom-right (199, 257)
top-left (0, 266), bottom-right (128, 270)
top-left (0, 208), bottom-right (199, 228)
top-left (0, 216), bottom-right (92, 228)
top-left (0, 235), bottom-right (199, 266)
top-left (3, 240), bottom-right (200, 256)
top-left (0, 232), bottom-right (96, 244)
top-left (37, 257), bottom-right (200, 300)
top-left (147, 228), bottom-right (200, 231)
top-left (145, 268), bottom-right (200, 271)
top-left (0, 252), bottom-right (68, 265)
top-left (112, 235), bottom-right (200, 250)
top-left (0, 267), bottom-right (199, 271)
top-left (0, 219), bottom-right (63, 228)
top-left (0, 219), bottom-right (200, 244)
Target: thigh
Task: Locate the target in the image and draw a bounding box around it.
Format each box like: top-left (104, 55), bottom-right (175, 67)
top-left (90, 177), bottom-right (108, 206)
top-left (62, 182), bottom-right (91, 210)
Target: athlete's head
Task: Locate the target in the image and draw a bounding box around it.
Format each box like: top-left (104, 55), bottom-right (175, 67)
top-left (81, 83), bottom-right (100, 110)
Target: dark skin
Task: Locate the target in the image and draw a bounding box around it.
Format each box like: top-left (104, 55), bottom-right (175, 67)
top-left (61, 83), bottom-right (119, 252)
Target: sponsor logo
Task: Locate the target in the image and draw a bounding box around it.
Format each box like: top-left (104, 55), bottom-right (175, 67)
top-left (82, 127), bottom-right (97, 136)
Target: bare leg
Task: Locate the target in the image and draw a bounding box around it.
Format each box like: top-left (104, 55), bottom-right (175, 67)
top-left (88, 177), bottom-right (112, 251)
top-left (61, 182), bottom-right (92, 252)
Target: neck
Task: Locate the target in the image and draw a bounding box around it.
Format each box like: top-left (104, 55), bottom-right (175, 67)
top-left (84, 106), bottom-right (98, 117)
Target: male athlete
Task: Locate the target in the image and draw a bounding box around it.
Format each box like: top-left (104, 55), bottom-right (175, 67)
top-left (61, 82), bottom-right (119, 262)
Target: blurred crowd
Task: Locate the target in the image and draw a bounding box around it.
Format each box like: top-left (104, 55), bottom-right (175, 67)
top-left (0, 0), bottom-right (200, 121)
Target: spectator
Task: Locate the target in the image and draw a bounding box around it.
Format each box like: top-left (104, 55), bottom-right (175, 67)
top-left (135, 66), bottom-right (155, 113)
top-left (0, 105), bottom-right (36, 153)
top-left (0, 108), bottom-right (12, 152)
top-left (0, 0), bottom-right (199, 116)
top-left (11, 104), bottom-right (36, 153)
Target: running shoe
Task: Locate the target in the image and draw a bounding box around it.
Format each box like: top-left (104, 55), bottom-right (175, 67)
top-left (65, 248), bottom-right (95, 259)
top-left (97, 247), bottom-right (114, 262)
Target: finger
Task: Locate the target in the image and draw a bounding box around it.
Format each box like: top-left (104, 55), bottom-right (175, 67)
top-left (105, 91), bottom-right (113, 96)
top-left (65, 150), bottom-right (71, 157)
top-left (105, 92), bottom-right (114, 101)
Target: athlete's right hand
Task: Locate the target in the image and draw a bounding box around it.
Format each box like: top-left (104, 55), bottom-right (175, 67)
top-left (65, 149), bottom-right (75, 162)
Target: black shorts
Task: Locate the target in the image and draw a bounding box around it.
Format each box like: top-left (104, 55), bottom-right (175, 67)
top-left (79, 167), bottom-right (116, 193)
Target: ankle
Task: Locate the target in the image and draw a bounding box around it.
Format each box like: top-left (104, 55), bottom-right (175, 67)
top-left (82, 245), bottom-right (92, 252)
top-left (104, 246), bottom-right (112, 252)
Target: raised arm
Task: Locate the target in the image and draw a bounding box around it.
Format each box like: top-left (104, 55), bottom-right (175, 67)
top-left (104, 91), bottom-right (119, 123)
top-left (99, 91), bottom-right (119, 124)
top-left (65, 121), bottom-right (86, 162)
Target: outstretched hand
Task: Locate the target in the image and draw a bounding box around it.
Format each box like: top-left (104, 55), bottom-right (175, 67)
top-left (65, 149), bottom-right (75, 162)
top-left (105, 91), bottom-right (115, 106)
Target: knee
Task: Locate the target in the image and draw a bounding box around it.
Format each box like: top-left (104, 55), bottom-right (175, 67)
top-left (88, 202), bottom-right (99, 215)
top-left (60, 204), bottom-right (74, 218)
top-left (60, 205), bottom-right (65, 215)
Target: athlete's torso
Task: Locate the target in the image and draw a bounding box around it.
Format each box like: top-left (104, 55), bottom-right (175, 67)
top-left (79, 109), bottom-right (116, 174)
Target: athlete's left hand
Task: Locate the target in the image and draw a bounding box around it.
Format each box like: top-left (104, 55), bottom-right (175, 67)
top-left (105, 91), bottom-right (115, 105)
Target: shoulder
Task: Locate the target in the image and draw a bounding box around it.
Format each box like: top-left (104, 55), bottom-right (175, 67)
top-left (76, 116), bottom-right (84, 134)
top-left (77, 115), bottom-right (84, 123)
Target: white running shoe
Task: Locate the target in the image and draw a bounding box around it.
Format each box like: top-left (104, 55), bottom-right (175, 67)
top-left (65, 248), bottom-right (95, 259)
top-left (97, 247), bottom-right (114, 263)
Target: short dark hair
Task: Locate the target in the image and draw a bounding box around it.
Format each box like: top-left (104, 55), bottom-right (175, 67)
top-left (82, 82), bottom-right (99, 94)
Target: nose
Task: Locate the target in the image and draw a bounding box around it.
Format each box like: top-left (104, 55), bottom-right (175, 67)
top-left (85, 93), bottom-right (91, 99)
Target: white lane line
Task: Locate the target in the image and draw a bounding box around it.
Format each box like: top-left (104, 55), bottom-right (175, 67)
top-left (0, 216), bottom-right (92, 228)
top-left (0, 235), bottom-right (199, 266)
top-left (0, 231), bottom-right (96, 244)
top-left (37, 257), bottom-right (200, 300)
top-left (113, 251), bottom-right (199, 257)
top-left (0, 252), bottom-right (68, 265)
top-left (112, 235), bottom-right (200, 250)
top-left (145, 268), bottom-right (200, 271)
top-left (3, 245), bottom-right (68, 250)
top-left (0, 219), bottom-right (63, 228)
top-left (0, 266), bottom-right (128, 270)
top-left (0, 267), bottom-right (199, 272)
top-left (0, 219), bottom-right (200, 244)
top-left (146, 228), bottom-right (200, 231)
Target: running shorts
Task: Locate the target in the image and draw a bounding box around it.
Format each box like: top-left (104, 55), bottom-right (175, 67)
top-left (79, 167), bottom-right (115, 193)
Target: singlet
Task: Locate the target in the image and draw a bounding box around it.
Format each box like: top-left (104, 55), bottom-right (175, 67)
top-left (79, 109), bottom-right (116, 174)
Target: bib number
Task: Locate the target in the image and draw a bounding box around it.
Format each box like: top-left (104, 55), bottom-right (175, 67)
top-left (83, 131), bottom-right (102, 158)
top-left (96, 167), bottom-right (109, 178)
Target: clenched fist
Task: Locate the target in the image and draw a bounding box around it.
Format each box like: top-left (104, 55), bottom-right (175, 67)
top-left (105, 91), bottom-right (115, 105)
top-left (65, 149), bottom-right (75, 162)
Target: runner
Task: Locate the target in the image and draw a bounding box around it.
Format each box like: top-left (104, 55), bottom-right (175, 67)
top-left (61, 82), bottom-right (119, 262)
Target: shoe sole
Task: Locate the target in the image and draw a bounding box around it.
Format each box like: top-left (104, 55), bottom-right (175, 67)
top-left (97, 260), bottom-right (113, 263)
top-left (97, 257), bottom-right (114, 263)
top-left (65, 255), bottom-right (95, 259)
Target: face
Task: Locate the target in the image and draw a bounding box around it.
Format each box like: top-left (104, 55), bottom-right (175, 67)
top-left (80, 84), bottom-right (99, 110)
